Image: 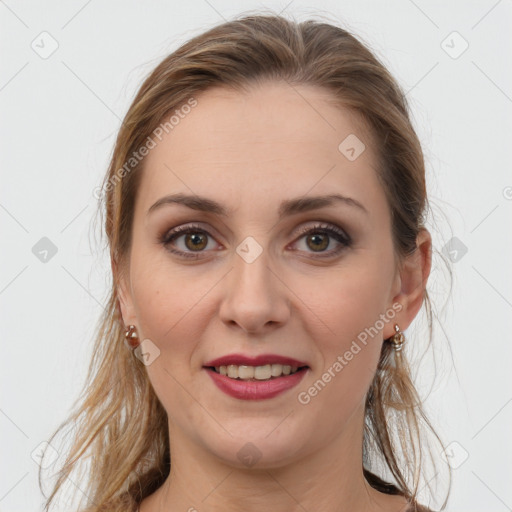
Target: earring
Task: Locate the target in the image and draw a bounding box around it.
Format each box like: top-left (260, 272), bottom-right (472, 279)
top-left (388, 324), bottom-right (405, 352)
top-left (124, 324), bottom-right (140, 349)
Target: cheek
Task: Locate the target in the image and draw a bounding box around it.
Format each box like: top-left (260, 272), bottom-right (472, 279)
top-left (294, 252), bottom-right (393, 410)
top-left (128, 251), bottom-right (212, 355)
top-left (297, 273), bottom-right (384, 432)
top-left (302, 255), bottom-right (394, 347)
top-left (128, 256), bottom-right (215, 426)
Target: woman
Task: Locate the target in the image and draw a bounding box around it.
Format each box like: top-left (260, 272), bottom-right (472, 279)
top-left (41, 14), bottom-right (451, 512)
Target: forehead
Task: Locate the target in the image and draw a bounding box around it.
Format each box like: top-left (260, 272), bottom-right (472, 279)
top-left (136, 81), bottom-right (384, 217)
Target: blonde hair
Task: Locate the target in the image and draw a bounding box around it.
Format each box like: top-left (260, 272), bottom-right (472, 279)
top-left (40, 13), bottom-right (451, 511)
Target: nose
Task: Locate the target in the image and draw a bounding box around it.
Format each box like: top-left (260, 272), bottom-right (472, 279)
top-left (218, 246), bottom-right (290, 335)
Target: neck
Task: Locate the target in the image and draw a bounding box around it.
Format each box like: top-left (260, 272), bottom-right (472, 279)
top-left (143, 405), bottom-right (401, 512)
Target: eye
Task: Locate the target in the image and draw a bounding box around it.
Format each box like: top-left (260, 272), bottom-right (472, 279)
top-left (291, 223), bottom-right (351, 258)
top-left (159, 222), bottom-right (351, 259)
top-left (160, 223), bottom-right (221, 259)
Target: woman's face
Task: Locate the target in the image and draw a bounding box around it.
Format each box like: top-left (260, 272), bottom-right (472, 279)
top-left (119, 81), bottom-right (406, 468)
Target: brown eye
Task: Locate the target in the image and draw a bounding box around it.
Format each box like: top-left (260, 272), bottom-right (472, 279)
top-left (183, 233), bottom-right (208, 251)
top-left (306, 233), bottom-right (329, 252)
top-left (160, 224), bottom-right (218, 259)
top-left (160, 222), bottom-right (351, 260)
top-left (292, 223), bottom-right (351, 258)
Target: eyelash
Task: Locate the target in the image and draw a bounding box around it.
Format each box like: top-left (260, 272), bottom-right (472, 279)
top-left (159, 222), bottom-right (352, 260)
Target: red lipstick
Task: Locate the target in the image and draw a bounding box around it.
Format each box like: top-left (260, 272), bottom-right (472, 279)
top-left (204, 354), bottom-right (309, 367)
top-left (203, 353), bottom-right (309, 401)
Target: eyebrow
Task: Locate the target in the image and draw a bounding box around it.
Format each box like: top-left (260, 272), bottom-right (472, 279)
top-left (147, 192), bottom-right (368, 219)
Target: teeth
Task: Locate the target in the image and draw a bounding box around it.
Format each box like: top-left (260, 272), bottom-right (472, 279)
top-left (227, 365), bottom-right (238, 378)
top-left (214, 364), bottom-right (301, 380)
top-left (254, 364), bottom-right (271, 380)
top-left (271, 364), bottom-right (283, 377)
top-left (238, 365), bottom-right (255, 379)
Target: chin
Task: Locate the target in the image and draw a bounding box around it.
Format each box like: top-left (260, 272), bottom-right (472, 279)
top-left (204, 425), bottom-right (311, 470)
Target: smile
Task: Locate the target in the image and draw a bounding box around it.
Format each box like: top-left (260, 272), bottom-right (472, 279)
top-left (211, 364), bottom-right (303, 381)
top-left (204, 366), bottom-right (309, 400)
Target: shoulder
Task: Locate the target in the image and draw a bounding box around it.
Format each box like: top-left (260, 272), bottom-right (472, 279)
top-left (380, 494), bottom-right (435, 512)
top-left (405, 503), bottom-right (436, 512)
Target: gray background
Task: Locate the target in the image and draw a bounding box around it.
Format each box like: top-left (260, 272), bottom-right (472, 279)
top-left (1, 1), bottom-right (511, 511)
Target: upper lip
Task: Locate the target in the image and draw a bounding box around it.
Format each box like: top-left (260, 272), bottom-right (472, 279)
top-left (204, 353), bottom-right (309, 368)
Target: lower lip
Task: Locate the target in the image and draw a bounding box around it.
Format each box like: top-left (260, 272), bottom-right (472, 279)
top-left (204, 367), bottom-right (308, 400)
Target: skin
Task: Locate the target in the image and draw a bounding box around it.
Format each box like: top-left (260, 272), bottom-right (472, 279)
top-left (118, 81), bottom-right (431, 512)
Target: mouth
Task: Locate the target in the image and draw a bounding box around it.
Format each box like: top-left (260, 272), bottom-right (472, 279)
top-left (205, 364), bottom-right (309, 381)
top-left (202, 354), bottom-right (310, 400)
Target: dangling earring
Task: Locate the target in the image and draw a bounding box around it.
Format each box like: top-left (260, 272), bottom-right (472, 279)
top-left (388, 324), bottom-right (405, 352)
top-left (124, 324), bottom-right (140, 349)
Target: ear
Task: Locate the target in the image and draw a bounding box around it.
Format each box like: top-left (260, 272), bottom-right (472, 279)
top-left (384, 228), bottom-right (432, 339)
top-left (113, 256), bottom-right (137, 328)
